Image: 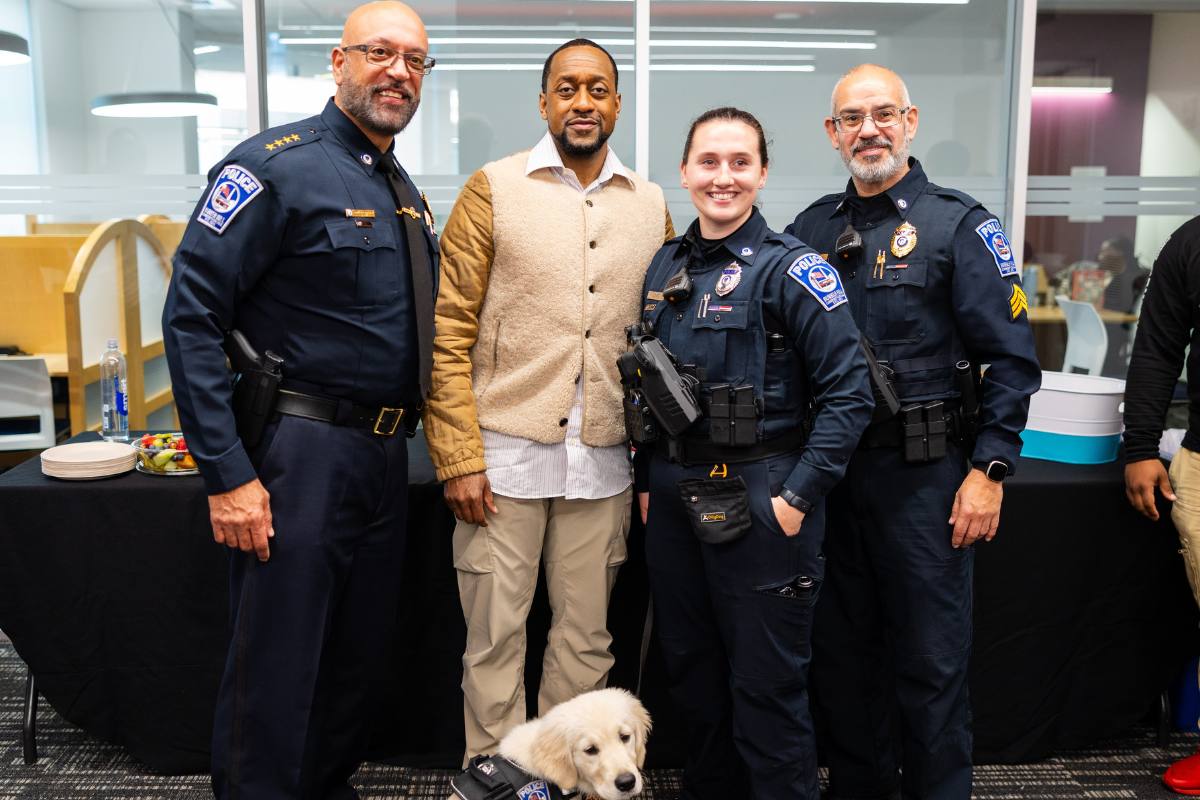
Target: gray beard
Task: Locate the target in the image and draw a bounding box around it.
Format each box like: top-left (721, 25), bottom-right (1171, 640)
top-left (338, 81), bottom-right (419, 138)
top-left (844, 138), bottom-right (909, 185)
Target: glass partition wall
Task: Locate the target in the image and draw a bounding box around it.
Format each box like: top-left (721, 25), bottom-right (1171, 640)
top-left (1025, 2), bottom-right (1200, 379)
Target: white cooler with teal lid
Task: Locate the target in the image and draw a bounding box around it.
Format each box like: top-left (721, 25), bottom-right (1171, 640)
top-left (1019, 371), bottom-right (1125, 464)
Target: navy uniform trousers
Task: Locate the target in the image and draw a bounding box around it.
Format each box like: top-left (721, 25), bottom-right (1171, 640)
top-left (812, 442), bottom-right (973, 800)
top-left (211, 415), bottom-right (409, 800)
top-left (646, 453), bottom-right (824, 800)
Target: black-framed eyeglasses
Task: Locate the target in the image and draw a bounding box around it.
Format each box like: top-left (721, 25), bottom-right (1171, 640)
top-left (831, 106), bottom-right (910, 132)
top-left (341, 44), bottom-right (435, 75)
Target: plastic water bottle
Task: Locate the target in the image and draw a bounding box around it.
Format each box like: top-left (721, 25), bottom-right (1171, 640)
top-left (100, 338), bottom-right (129, 442)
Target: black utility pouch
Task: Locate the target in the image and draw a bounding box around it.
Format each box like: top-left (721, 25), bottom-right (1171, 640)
top-left (677, 476), bottom-right (752, 545)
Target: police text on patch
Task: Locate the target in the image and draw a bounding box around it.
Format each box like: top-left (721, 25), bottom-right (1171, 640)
top-left (198, 165), bottom-right (264, 235)
top-left (787, 253), bottom-right (848, 311)
top-left (975, 218), bottom-right (1018, 278)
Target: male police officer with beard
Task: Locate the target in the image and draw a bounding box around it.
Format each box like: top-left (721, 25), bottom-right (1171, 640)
top-left (786, 64), bottom-right (1040, 800)
top-left (163, 3), bottom-right (437, 797)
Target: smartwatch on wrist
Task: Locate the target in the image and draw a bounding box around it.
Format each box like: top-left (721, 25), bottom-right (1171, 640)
top-left (778, 487), bottom-right (813, 513)
top-left (978, 460), bottom-right (1009, 483)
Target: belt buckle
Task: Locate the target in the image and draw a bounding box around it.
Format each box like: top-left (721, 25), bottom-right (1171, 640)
top-left (373, 406), bottom-right (404, 436)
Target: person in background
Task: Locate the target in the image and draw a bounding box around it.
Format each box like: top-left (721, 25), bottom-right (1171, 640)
top-left (162, 3), bottom-right (437, 797)
top-left (787, 64), bottom-right (1041, 800)
top-left (422, 38), bottom-right (674, 762)
top-left (634, 106), bottom-right (873, 799)
top-left (1123, 215), bottom-right (1200, 796)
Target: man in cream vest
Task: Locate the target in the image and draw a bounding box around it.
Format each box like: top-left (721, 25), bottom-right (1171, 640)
top-left (424, 38), bottom-right (673, 759)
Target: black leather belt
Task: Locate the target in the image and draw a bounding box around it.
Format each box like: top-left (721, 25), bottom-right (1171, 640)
top-left (274, 389), bottom-right (419, 437)
top-left (657, 427), bottom-right (807, 466)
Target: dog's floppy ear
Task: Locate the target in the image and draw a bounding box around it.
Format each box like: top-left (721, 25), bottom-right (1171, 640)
top-left (630, 698), bottom-right (652, 768)
top-left (530, 724), bottom-right (578, 789)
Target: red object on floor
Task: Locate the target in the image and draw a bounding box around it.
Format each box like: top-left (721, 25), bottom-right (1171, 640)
top-left (1164, 751), bottom-right (1200, 795)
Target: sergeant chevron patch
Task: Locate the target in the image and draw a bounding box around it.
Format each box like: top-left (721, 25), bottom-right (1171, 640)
top-left (1009, 283), bottom-right (1029, 320)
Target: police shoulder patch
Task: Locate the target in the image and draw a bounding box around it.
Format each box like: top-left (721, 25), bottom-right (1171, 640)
top-left (197, 164), bottom-right (264, 235)
top-left (975, 218), bottom-right (1019, 278)
top-left (517, 780), bottom-right (551, 800)
top-left (786, 252), bottom-right (847, 312)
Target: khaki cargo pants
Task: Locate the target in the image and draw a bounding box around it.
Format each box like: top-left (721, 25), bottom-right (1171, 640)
top-left (453, 489), bottom-right (631, 761)
top-left (1171, 447), bottom-right (1200, 608)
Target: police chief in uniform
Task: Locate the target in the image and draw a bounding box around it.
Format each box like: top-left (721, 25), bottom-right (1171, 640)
top-left (786, 65), bottom-right (1040, 800)
top-left (632, 107), bottom-right (873, 800)
top-left (162, 3), bottom-right (437, 798)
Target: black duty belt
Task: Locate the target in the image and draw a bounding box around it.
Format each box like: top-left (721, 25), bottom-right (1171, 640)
top-left (860, 406), bottom-right (966, 450)
top-left (657, 427), bottom-right (807, 466)
top-left (274, 389), bottom-right (419, 437)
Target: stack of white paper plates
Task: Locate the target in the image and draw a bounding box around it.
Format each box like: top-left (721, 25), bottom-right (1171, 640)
top-left (40, 441), bottom-right (136, 480)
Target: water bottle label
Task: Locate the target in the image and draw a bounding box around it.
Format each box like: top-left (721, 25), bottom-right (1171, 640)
top-left (115, 377), bottom-right (128, 417)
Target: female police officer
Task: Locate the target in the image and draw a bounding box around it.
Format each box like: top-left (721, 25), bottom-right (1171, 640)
top-left (629, 108), bottom-right (873, 800)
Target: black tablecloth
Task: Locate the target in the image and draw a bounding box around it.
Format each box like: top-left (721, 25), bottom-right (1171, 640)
top-left (0, 435), bottom-right (1194, 772)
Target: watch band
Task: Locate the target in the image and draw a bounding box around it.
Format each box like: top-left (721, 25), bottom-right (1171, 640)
top-left (778, 487), bottom-right (813, 514)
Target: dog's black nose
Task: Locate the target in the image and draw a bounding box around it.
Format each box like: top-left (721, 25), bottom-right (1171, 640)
top-left (615, 773), bottom-right (636, 792)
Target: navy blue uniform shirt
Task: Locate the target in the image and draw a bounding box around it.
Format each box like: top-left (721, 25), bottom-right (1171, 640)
top-left (163, 99), bottom-right (438, 494)
top-left (786, 159), bottom-right (1039, 471)
top-left (640, 209), bottom-right (874, 505)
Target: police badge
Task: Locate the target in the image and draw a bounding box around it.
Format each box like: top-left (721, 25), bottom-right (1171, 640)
top-left (715, 262), bottom-right (742, 297)
top-left (891, 222), bottom-right (917, 258)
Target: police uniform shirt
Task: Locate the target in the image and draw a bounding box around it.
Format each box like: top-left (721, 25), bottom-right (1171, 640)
top-left (641, 209), bottom-right (873, 506)
top-left (786, 158), bottom-right (1040, 472)
top-left (163, 98), bottom-right (438, 494)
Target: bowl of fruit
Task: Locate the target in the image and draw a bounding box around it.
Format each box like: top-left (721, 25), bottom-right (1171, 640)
top-left (133, 432), bottom-right (199, 476)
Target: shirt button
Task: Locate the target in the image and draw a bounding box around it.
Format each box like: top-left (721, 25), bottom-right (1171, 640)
top-left (559, 418), bottom-right (568, 427)
top-left (589, 240), bottom-right (597, 249)
top-left (363, 236), bottom-right (370, 244)
top-left (585, 199), bottom-right (594, 207)
top-left (676, 313), bottom-right (684, 321)
top-left (891, 272), bottom-right (899, 280)
top-left (713, 314), bottom-right (721, 322)
top-left (585, 329), bottom-right (591, 338)
top-left (849, 271), bottom-right (856, 278)
top-left (588, 284), bottom-right (595, 293)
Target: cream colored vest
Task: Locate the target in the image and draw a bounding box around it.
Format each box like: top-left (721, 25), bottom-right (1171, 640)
top-left (472, 151), bottom-right (667, 446)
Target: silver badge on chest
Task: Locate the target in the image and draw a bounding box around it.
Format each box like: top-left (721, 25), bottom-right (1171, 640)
top-left (715, 262), bottom-right (742, 297)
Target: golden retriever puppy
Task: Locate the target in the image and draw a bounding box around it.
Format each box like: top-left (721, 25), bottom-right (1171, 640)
top-left (498, 688), bottom-right (652, 800)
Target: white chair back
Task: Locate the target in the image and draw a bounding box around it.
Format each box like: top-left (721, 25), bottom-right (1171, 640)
top-left (1056, 295), bottom-right (1108, 376)
top-left (0, 357), bottom-right (56, 451)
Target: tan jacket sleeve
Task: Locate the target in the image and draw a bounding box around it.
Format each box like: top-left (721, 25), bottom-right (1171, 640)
top-left (664, 207), bottom-right (676, 241)
top-left (422, 169), bottom-right (494, 482)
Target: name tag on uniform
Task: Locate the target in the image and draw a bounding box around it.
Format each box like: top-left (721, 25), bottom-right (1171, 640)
top-left (345, 208), bottom-right (376, 219)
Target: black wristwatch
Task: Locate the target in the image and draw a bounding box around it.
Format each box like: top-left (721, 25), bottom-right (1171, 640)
top-left (778, 487), bottom-right (813, 513)
top-left (978, 460), bottom-right (1009, 483)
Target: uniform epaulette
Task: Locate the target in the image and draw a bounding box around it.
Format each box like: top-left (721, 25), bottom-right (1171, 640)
top-left (806, 192), bottom-right (844, 210)
top-left (260, 129), bottom-right (321, 161)
top-left (926, 184), bottom-right (981, 209)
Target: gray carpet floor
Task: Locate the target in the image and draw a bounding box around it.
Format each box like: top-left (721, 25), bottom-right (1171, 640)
top-left (0, 640), bottom-right (1197, 799)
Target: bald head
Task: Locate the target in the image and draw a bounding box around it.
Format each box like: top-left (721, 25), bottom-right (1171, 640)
top-left (333, 1), bottom-right (429, 150)
top-left (341, 1), bottom-right (427, 49)
top-left (824, 63), bottom-right (918, 195)
top-left (831, 64), bottom-right (911, 117)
